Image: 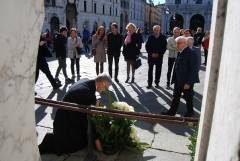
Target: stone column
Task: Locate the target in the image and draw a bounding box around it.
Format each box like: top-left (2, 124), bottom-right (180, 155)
top-left (195, 0), bottom-right (240, 160)
top-left (0, 1), bottom-right (44, 161)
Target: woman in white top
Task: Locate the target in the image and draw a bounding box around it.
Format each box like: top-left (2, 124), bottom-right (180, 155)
top-left (67, 28), bottom-right (83, 78)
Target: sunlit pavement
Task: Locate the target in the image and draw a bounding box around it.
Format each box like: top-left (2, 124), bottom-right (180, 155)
top-left (35, 43), bottom-right (206, 161)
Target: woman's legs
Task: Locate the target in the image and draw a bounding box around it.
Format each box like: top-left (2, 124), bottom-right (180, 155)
top-left (125, 61), bottom-right (130, 83)
top-left (70, 59), bottom-right (75, 76)
top-left (130, 61), bottom-right (135, 82)
top-left (76, 58), bottom-right (80, 76)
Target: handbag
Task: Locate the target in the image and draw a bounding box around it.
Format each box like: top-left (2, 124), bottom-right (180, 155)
top-left (91, 48), bottom-right (96, 56)
top-left (134, 57), bottom-right (142, 69)
top-left (76, 46), bottom-right (84, 55)
top-left (76, 38), bottom-right (84, 55)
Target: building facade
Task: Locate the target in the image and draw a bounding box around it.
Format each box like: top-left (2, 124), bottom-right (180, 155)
top-left (161, 0), bottom-right (213, 34)
top-left (129, 0), bottom-right (145, 29)
top-left (42, 0), bottom-right (121, 34)
top-left (145, 3), bottom-right (162, 33)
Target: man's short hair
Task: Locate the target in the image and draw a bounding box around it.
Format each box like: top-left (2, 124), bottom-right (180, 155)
top-left (111, 23), bottom-right (118, 29)
top-left (175, 36), bottom-right (187, 44)
top-left (95, 73), bottom-right (112, 85)
top-left (184, 29), bottom-right (191, 33)
top-left (60, 26), bottom-right (68, 33)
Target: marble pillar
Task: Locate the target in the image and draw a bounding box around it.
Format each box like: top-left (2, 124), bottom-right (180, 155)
top-left (0, 1), bottom-right (44, 161)
top-left (195, 0), bottom-right (240, 160)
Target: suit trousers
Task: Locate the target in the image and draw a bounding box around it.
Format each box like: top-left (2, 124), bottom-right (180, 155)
top-left (167, 57), bottom-right (176, 85)
top-left (35, 58), bottom-right (57, 87)
top-left (168, 83), bottom-right (194, 115)
top-left (55, 57), bottom-right (68, 78)
top-left (108, 54), bottom-right (119, 79)
top-left (148, 60), bottom-right (163, 86)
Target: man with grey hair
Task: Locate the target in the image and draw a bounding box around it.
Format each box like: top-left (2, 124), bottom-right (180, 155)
top-left (145, 25), bottom-right (167, 88)
top-left (166, 27), bottom-right (180, 88)
top-left (162, 36), bottom-right (199, 117)
top-left (39, 73), bottom-right (112, 155)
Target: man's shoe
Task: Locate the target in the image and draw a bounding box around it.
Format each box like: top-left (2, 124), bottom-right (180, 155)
top-left (155, 84), bottom-right (159, 88)
top-left (55, 78), bottom-right (60, 83)
top-left (184, 112), bottom-right (194, 117)
top-left (131, 77), bottom-right (135, 83)
top-left (53, 82), bottom-right (62, 89)
top-left (147, 85), bottom-right (152, 89)
top-left (161, 111), bottom-right (175, 116)
top-left (65, 78), bottom-right (74, 83)
top-left (114, 78), bottom-right (119, 83)
top-left (125, 77), bottom-right (130, 83)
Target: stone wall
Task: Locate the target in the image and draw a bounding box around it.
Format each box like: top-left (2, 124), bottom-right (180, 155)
top-left (0, 1), bottom-right (44, 161)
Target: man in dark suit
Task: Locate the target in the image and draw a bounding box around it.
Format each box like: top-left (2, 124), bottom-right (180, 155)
top-left (107, 23), bottom-right (122, 82)
top-left (145, 25), bottom-right (167, 88)
top-left (35, 33), bottom-right (62, 89)
top-left (162, 36), bottom-right (199, 117)
top-left (39, 73), bottom-right (112, 155)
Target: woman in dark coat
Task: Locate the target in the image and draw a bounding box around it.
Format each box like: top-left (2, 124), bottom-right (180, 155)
top-left (122, 23), bottom-right (140, 83)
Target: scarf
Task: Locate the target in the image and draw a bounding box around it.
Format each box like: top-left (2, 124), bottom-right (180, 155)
top-left (124, 31), bottom-right (132, 45)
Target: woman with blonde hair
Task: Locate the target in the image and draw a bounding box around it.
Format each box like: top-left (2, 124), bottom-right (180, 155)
top-left (92, 26), bottom-right (107, 75)
top-left (67, 28), bottom-right (83, 78)
top-left (122, 23), bottom-right (141, 83)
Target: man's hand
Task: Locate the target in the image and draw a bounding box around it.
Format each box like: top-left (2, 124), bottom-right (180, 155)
top-left (39, 41), bottom-right (46, 46)
top-left (184, 84), bottom-right (191, 90)
top-left (152, 53), bottom-right (159, 58)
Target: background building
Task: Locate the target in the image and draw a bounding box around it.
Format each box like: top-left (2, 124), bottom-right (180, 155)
top-left (145, 2), bottom-right (162, 33)
top-left (161, 0), bottom-right (213, 34)
top-left (42, 0), bottom-right (121, 34)
top-left (129, 0), bottom-right (145, 30)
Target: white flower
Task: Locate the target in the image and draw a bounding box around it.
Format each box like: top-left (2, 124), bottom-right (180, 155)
top-left (111, 102), bottom-right (135, 112)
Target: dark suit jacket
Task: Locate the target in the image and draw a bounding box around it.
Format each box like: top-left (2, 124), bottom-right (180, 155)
top-left (145, 34), bottom-right (167, 63)
top-left (171, 47), bottom-right (200, 87)
top-left (107, 32), bottom-right (123, 56)
top-left (54, 34), bottom-right (67, 58)
top-left (53, 79), bottom-right (96, 154)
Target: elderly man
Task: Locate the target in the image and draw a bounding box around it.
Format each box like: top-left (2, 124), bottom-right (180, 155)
top-left (39, 73), bottom-right (112, 155)
top-left (166, 27), bottom-right (180, 88)
top-left (145, 25), bottom-right (167, 88)
top-left (162, 36), bottom-right (199, 117)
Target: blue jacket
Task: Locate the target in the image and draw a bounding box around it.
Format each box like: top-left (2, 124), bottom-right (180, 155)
top-left (171, 47), bottom-right (200, 86)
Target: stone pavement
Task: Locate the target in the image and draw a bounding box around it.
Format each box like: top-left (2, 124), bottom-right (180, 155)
top-left (35, 43), bottom-right (206, 161)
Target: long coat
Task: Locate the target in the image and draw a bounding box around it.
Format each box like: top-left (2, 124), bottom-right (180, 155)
top-left (122, 33), bottom-right (141, 61)
top-left (92, 35), bottom-right (107, 63)
top-left (39, 79), bottom-right (97, 155)
top-left (171, 47), bottom-right (200, 87)
top-left (67, 36), bottom-right (83, 59)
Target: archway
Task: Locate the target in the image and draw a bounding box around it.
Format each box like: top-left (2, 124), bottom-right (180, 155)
top-left (66, 3), bottom-right (77, 29)
top-left (50, 16), bottom-right (59, 33)
top-left (190, 14), bottom-right (205, 31)
top-left (169, 14), bottom-right (184, 33)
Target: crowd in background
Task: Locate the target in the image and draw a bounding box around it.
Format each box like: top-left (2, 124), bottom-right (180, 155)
top-left (35, 22), bottom-right (210, 117)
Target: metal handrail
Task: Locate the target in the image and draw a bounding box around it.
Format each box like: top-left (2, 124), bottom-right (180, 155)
top-left (35, 97), bottom-right (198, 127)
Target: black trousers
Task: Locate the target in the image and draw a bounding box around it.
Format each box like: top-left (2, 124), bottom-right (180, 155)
top-left (167, 57), bottom-right (176, 85)
top-left (35, 58), bottom-right (57, 87)
top-left (108, 54), bottom-right (120, 79)
top-left (204, 49), bottom-right (208, 64)
top-left (70, 58), bottom-right (80, 76)
top-left (55, 57), bottom-right (68, 78)
top-left (148, 60), bottom-right (163, 86)
top-left (96, 62), bottom-right (104, 75)
top-left (168, 83), bottom-right (194, 115)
